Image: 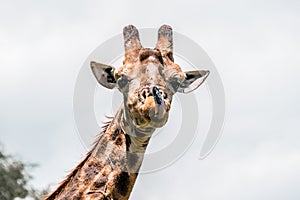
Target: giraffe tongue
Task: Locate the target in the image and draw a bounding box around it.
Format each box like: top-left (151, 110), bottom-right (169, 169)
top-left (154, 101), bottom-right (166, 119)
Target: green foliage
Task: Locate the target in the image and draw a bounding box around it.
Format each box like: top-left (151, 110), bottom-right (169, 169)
top-left (0, 148), bottom-right (49, 200)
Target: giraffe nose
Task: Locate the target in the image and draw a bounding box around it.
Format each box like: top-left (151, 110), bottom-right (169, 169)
top-left (152, 86), bottom-right (166, 119)
top-left (152, 86), bottom-right (163, 105)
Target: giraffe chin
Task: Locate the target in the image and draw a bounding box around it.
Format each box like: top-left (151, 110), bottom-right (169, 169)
top-left (148, 114), bottom-right (169, 128)
top-left (142, 112), bottom-right (169, 128)
top-left (147, 104), bottom-right (168, 128)
top-left (131, 110), bottom-right (169, 129)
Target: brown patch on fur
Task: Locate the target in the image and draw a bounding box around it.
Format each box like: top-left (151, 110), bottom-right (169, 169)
top-left (102, 165), bottom-right (112, 177)
top-left (111, 129), bottom-right (120, 140)
top-left (115, 136), bottom-right (123, 146)
top-left (125, 134), bottom-right (131, 152)
top-left (142, 96), bottom-right (155, 112)
top-left (92, 177), bottom-right (108, 189)
top-left (116, 172), bottom-right (130, 196)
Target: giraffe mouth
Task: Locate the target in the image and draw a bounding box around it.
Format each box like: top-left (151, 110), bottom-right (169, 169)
top-left (130, 99), bottom-right (169, 128)
top-left (144, 102), bottom-right (169, 128)
top-left (128, 86), bottom-right (170, 128)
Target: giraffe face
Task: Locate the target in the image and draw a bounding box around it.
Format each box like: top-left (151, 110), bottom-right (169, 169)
top-left (115, 48), bottom-right (182, 128)
top-left (91, 25), bottom-right (209, 129)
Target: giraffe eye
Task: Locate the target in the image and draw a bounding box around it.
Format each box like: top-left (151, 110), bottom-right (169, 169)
top-left (171, 81), bottom-right (180, 90)
top-left (168, 76), bottom-right (181, 92)
top-left (117, 75), bottom-right (129, 89)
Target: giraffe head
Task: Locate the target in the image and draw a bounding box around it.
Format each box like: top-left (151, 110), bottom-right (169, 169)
top-left (91, 25), bottom-right (209, 129)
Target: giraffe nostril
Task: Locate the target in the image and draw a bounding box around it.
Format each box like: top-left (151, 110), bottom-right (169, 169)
top-left (142, 90), bottom-right (147, 99)
top-left (163, 92), bottom-right (167, 99)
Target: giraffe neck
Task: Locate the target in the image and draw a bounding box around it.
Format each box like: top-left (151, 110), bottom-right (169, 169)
top-left (46, 105), bottom-right (155, 200)
top-left (120, 104), bottom-right (155, 153)
top-left (93, 105), bottom-right (155, 172)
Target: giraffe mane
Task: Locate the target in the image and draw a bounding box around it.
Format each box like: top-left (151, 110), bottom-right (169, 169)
top-left (44, 119), bottom-right (113, 200)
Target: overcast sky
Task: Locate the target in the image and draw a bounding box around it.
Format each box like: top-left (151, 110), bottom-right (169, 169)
top-left (1, 0), bottom-right (300, 199)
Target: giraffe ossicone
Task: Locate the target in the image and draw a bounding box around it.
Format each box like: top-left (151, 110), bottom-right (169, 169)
top-left (45, 25), bottom-right (209, 200)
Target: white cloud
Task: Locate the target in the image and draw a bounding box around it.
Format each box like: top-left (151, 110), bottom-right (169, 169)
top-left (1, 0), bottom-right (299, 199)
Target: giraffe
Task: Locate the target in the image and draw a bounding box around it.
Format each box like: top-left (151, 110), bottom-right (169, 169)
top-left (45, 25), bottom-right (209, 200)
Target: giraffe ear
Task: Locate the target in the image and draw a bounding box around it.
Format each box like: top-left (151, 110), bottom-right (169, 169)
top-left (177, 70), bottom-right (209, 93)
top-left (90, 61), bottom-right (116, 89)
